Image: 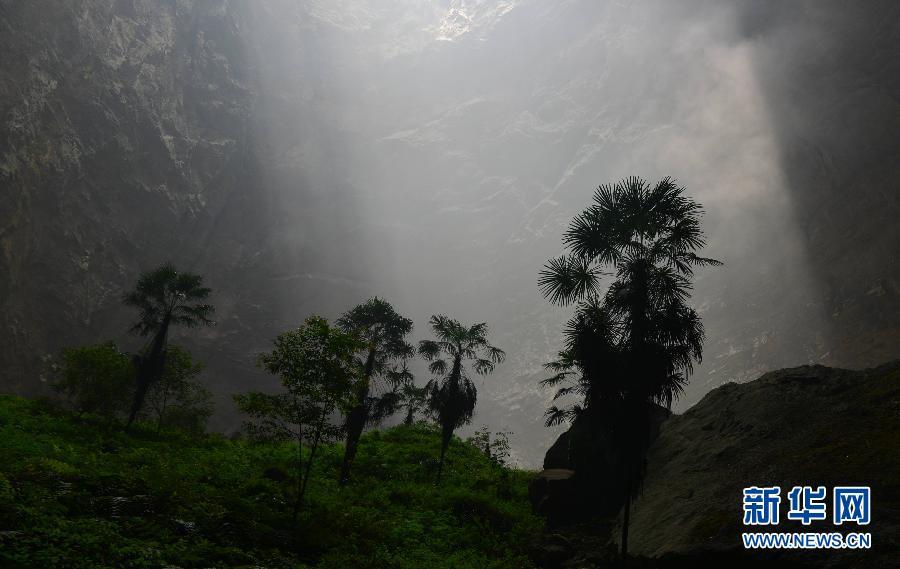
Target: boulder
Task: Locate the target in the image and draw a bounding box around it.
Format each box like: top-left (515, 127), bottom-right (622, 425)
top-left (529, 469), bottom-right (580, 527)
top-left (543, 430), bottom-right (571, 470)
top-left (533, 405), bottom-right (671, 525)
top-left (628, 362), bottom-right (900, 568)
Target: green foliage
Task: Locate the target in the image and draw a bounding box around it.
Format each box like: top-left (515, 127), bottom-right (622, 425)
top-left (256, 316), bottom-right (363, 400)
top-left (236, 316), bottom-right (364, 515)
top-left (0, 395), bottom-right (541, 568)
top-left (143, 346), bottom-right (212, 434)
top-left (336, 297), bottom-right (415, 484)
top-left (124, 262), bottom-right (214, 336)
top-left (398, 382), bottom-right (428, 426)
top-left (53, 342), bottom-right (134, 422)
top-left (123, 263), bottom-right (216, 428)
top-left (418, 315), bottom-right (506, 479)
top-left (336, 297), bottom-right (415, 385)
top-left (467, 426), bottom-right (513, 468)
top-left (538, 176), bottom-right (720, 556)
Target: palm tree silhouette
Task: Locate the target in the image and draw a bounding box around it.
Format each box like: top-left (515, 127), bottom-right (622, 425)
top-left (419, 314), bottom-right (505, 482)
top-left (123, 263), bottom-right (214, 429)
top-left (336, 297), bottom-right (414, 485)
top-left (538, 177), bottom-right (720, 563)
top-left (398, 381), bottom-right (428, 426)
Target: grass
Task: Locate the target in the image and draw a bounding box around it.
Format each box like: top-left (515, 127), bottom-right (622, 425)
top-left (0, 395), bottom-right (542, 568)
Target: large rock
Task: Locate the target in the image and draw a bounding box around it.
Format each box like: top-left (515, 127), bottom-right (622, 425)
top-left (529, 469), bottom-right (579, 527)
top-left (543, 430), bottom-right (572, 471)
top-left (532, 404), bottom-right (670, 525)
top-left (629, 362), bottom-right (900, 567)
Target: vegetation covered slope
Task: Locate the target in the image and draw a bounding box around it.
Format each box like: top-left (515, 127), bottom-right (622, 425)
top-left (629, 361), bottom-right (900, 568)
top-left (0, 396), bottom-right (541, 568)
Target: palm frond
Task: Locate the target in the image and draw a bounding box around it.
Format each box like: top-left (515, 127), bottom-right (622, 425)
top-left (538, 255), bottom-right (606, 306)
top-left (428, 359), bottom-right (448, 376)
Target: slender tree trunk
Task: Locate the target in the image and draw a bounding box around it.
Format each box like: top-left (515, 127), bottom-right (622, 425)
top-left (404, 407), bottom-right (414, 426)
top-left (437, 423), bottom-right (453, 483)
top-left (339, 347), bottom-right (376, 486)
top-left (620, 445), bottom-right (639, 569)
top-left (339, 406), bottom-right (366, 485)
top-left (295, 407), bottom-right (328, 519)
top-left (437, 440), bottom-right (447, 483)
top-left (127, 316), bottom-right (170, 429)
top-left (156, 383), bottom-right (169, 434)
top-left (292, 433), bottom-right (304, 521)
top-left (436, 356), bottom-right (463, 483)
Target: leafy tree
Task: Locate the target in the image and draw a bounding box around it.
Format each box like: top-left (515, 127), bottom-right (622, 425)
top-left (398, 381), bottom-right (428, 426)
top-left (143, 346), bottom-right (212, 434)
top-left (538, 177), bottom-right (719, 561)
top-left (468, 426), bottom-right (514, 498)
top-left (419, 315), bottom-right (506, 482)
top-left (123, 263), bottom-right (214, 428)
top-left (234, 316), bottom-right (362, 518)
top-left (467, 425), bottom-right (512, 468)
top-left (53, 342), bottom-right (134, 423)
top-left (335, 297), bottom-right (414, 485)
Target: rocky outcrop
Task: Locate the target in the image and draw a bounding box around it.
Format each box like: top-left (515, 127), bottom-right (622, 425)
top-left (0, 1), bottom-right (371, 411)
top-left (737, 2), bottom-right (900, 372)
top-left (0, 1), bottom-right (263, 391)
top-left (628, 362), bottom-right (900, 567)
top-left (529, 469), bottom-right (577, 527)
top-left (530, 405), bottom-right (670, 525)
top-left (532, 362), bottom-right (900, 567)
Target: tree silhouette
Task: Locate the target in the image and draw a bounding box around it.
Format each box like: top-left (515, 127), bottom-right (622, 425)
top-left (398, 380), bottom-right (428, 426)
top-left (538, 177), bottom-right (719, 563)
top-left (419, 315), bottom-right (505, 482)
top-left (123, 263), bottom-right (214, 429)
top-left (335, 297), bottom-right (414, 485)
top-left (235, 316), bottom-right (362, 519)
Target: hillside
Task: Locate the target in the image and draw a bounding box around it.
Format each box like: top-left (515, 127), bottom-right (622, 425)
top-left (2, 362), bottom-right (898, 567)
top-left (0, 396), bottom-right (541, 568)
top-left (629, 362), bottom-right (900, 568)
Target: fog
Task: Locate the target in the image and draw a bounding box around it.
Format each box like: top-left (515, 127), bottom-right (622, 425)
top-left (222, 0), bottom-right (851, 466)
top-left (5, 0), bottom-right (896, 468)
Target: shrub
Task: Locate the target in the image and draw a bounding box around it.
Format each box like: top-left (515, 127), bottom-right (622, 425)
top-left (53, 342), bottom-right (134, 422)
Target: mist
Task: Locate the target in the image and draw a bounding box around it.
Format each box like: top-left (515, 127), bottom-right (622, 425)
top-left (2, 0), bottom-right (898, 468)
top-left (230, 0), bottom-right (841, 466)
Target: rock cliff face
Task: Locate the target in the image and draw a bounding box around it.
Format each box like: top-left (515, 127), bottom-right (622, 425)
top-left (0, 1), bottom-right (371, 414)
top-left (529, 363), bottom-right (899, 567)
top-left (737, 0), bottom-right (900, 372)
top-left (1, 1), bottom-right (899, 462)
top-left (0, 1), bottom-right (261, 391)
top-left (629, 362), bottom-right (900, 567)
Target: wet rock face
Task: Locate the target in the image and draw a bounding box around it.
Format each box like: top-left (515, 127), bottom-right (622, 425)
top-left (629, 362), bottom-right (900, 568)
top-left (739, 1), bottom-right (900, 370)
top-left (0, 1), bottom-right (267, 391)
top-left (0, 2), bottom-right (382, 414)
top-left (543, 430), bottom-right (572, 471)
top-left (529, 469), bottom-right (578, 527)
top-left (532, 405), bottom-right (670, 525)
top-left (532, 363), bottom-right (900, 566)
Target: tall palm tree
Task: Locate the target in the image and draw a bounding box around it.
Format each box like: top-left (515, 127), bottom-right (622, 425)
top-left (123, 263), bottom-right (214, 428)
top-left (538, 177), bottom-right (719, 563)
top-left (419, 315), bottom-right (505, 482)
top-left (398, 381), bottom-right (428, 426)
top-left (336, 297), bottom-right (414, 485)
